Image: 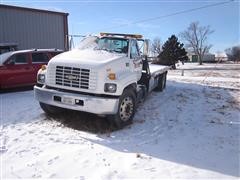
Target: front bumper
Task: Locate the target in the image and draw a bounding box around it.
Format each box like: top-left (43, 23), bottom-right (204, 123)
top-left (34, 86), bottom-right (119, 115)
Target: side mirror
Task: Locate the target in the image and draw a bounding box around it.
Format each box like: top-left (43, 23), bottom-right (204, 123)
top-left (143, 39), bottom-right (149, 56)
top-left (7, 59), bottom-right (15, 65)
top-left (141, 55), bottom-right (148, 61)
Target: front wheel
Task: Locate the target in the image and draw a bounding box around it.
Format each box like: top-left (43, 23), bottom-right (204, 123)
top-left (108, 89), bottom-right (136, 129)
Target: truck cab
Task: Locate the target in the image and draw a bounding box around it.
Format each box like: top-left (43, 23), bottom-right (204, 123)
top-left (34, 33), bottom-right (168, 128)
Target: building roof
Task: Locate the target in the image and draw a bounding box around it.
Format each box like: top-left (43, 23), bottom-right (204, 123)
top-left (0, 43), bottom-right (18, 47)
top-left (215, 52), bottom-right (227, 58)
top-left (0, 4), bottom-right (69, 16)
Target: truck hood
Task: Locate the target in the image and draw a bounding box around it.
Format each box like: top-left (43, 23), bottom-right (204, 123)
top-left (49, 49), bottom-right (126, 66)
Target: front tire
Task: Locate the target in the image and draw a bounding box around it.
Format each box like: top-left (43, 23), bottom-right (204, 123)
top-left (108, 89), bottom-right (136, 129)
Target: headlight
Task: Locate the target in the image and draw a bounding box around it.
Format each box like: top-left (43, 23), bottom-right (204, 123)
top-left (104, 83), bottom-right (117, 93)
top-left (37, 74), bottom-right (45, 84)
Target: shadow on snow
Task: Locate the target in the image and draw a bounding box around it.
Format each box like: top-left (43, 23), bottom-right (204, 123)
top-left (48, 80), bottom-right (239, 177)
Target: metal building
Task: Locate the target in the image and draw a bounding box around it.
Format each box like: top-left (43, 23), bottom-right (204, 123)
top-left (0, 4), bottom-right (69, 51)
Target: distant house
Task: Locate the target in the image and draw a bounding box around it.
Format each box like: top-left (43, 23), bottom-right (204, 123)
top-left (215, 52), bottom-right (228, 62)
top-left (188, 53), bottom-right (216, 63)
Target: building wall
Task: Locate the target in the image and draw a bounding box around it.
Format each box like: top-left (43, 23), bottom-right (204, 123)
top-left (0, 5), bottom-right (68, 50)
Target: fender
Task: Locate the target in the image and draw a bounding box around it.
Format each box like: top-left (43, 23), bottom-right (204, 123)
top-left (116, 71), bottom-right (138, 95)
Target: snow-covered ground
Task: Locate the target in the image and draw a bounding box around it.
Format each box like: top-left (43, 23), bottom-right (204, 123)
top-left (1, 63), bottom-right (239, 179)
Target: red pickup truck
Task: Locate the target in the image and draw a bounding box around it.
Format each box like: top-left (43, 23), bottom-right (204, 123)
top-left (0, 49), bottom-right (63, 89)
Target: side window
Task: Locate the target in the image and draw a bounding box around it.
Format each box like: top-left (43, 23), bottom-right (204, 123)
top-left (32, 53), bottom-right (49, 63)
top-left (8, 54), bottom-right (28, 64)
top-left (130, 40), bottom-right (140, 59)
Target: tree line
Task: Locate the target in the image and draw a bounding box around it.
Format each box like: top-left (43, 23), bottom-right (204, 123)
top-left (151, 21), bottom-right (240, 68)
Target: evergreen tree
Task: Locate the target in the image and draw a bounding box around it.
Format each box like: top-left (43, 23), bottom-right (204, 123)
top-left (154, 35), bottom-right (188, 69)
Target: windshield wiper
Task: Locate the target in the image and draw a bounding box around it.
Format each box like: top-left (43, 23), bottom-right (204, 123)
top-left (95, 47), bottom-right (112, 52)
top-left (95, 47), bottom-right (123, 54)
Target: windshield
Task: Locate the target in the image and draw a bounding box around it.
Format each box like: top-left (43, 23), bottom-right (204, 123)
top-left (78, 36), bottom-right (129, 54)
top-left (0, 51), bottom-right (13, 65)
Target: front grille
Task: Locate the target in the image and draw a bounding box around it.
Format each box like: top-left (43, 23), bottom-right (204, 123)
top-left (55, 66), bottom-right (90, 89)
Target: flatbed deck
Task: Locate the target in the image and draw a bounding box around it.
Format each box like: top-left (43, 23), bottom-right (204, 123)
top-left (149, 64), bottom-right (170, 77)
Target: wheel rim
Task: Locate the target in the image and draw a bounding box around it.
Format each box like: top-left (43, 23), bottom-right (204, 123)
top-left (119, 96), bottom-right (134, 122)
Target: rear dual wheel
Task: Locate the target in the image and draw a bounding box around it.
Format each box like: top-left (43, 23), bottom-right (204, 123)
top-left (154, 72), bottom-right (167, 92)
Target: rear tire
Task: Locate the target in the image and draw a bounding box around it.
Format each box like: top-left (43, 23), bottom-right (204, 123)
top-left (39, 102), bottom-right (62, 115)
top-left (108, 89), bottom-right (136, 129)
top-left (154, 72), bottom-right (167, 92)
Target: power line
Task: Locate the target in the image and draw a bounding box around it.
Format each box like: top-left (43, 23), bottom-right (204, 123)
top-left (3, 0), bottom-right (237, 2)
top-left (98, 0), bottom-right (234, 31)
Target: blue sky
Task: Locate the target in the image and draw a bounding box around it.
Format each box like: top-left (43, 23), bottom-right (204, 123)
top-left (2, 0), bottom-right (240, 53)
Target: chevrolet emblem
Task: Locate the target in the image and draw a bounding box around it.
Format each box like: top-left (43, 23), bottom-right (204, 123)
top-left (65, 74), bottom-right (78, 80)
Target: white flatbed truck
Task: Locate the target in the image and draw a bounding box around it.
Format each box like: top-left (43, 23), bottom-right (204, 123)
top-left (34, 33), bottom-right (169, 128)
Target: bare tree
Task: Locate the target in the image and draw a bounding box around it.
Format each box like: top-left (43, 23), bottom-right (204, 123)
top-left (180, 22), bottom-right (214, 65)
top-left (151, 38), bottom-right (162, 57)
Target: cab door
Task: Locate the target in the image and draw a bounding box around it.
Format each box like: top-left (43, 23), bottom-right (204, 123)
top-left (129, 39), bottom-right (142, 80)
top-left (1, 53), bottom-right (33, 88)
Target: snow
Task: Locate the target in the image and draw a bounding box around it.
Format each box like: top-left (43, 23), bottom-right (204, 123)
top-left (1, 63), bottom-right (240, 179)
top-left (149, 64), bottom-right (170, 75)
top-left (51, 49), bottom-right (125, 65)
